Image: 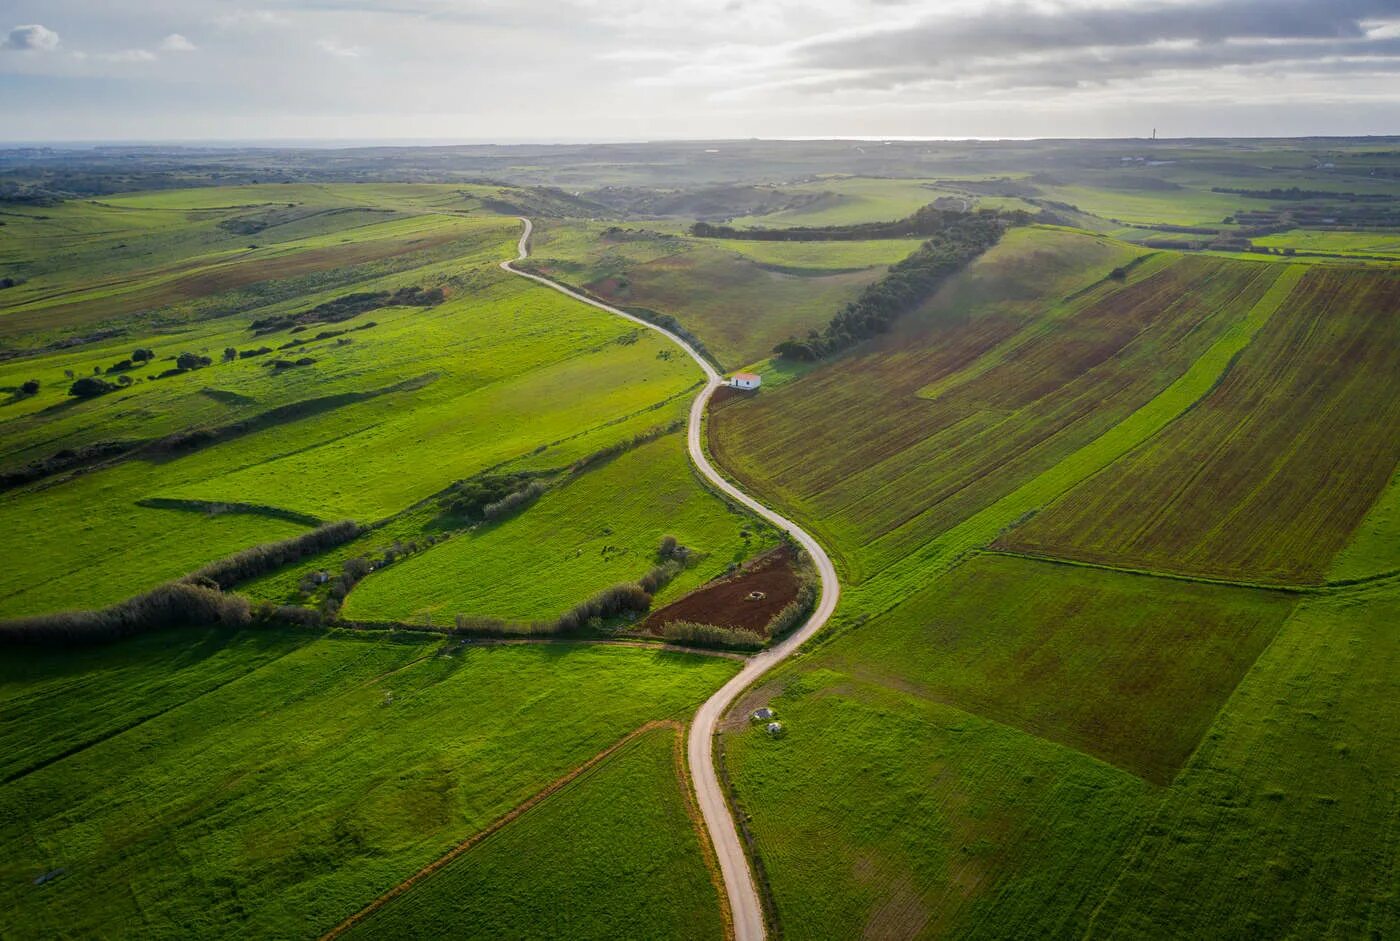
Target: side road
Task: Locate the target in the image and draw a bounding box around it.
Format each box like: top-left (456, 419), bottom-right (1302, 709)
top-left (501, 218), bottom-right (840, 941)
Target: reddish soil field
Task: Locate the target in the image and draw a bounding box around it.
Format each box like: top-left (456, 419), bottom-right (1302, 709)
top-left (642, 545), bottom-right (801, 637)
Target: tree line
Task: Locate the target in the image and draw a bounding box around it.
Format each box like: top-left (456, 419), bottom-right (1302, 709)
top-left (771, 211), bottom-right (1014, 361)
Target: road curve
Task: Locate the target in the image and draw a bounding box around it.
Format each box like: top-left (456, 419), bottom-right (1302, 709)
top-left (501, 217), bottom-right (840, 940)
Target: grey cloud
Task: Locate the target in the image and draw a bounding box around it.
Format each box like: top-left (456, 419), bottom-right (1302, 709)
top-left (2, 23), bottom-right (61, 51)
top-left (796, 0), bottom-right (1400, 92)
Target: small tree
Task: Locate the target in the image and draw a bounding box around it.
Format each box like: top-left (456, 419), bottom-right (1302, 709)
top-left (116, 374), bottom-right (133, 387)
top-left (176, 352), bottom-right (211, 370)
top-left (19, 379), bottom-right (39, 396)
top-left (222, 347), bottom-right (237, 363)
top-left (132, 348), bottom-right (155, 363)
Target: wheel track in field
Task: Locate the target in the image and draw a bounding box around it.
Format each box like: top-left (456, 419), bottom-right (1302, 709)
top-left (501, 217), bottom-right (840, 941)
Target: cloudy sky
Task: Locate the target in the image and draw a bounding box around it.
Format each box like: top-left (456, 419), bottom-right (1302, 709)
top-left (2, 0), bottom-right (1399, 142)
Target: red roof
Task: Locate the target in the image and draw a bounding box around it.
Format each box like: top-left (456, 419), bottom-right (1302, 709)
top-left (733, 372), bottom-right (761, 381)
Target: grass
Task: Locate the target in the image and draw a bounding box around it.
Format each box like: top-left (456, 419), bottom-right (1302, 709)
top-left (0, 187), bottom-right (725, 616)
top-left (342, 432), bottom-right (776, 624)
top-left (0, 628), bottom-right (737, 939)
top-left (722, 668), bottom-right (1156, 939)
top-left (816, 553), bottom-right (1297, 784)
top-left (1001, 266), bottom-right (1400, 584)
top-left (1086, 583), bottom-right (1400, 939)
top-left (346, 725), bottom-right (724, 940)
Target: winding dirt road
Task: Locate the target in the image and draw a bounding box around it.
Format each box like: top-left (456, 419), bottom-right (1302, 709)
top-left (501, 217), bottom-right (839, 940)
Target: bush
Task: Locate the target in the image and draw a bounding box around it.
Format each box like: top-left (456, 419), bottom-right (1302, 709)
top-left (0, 582), bottom-right (250, 647)
top-left (659, 621), bottom-right (763, 651)
top-left (176, 352), bottom-right (212, 370)
top-left (223, 347), bottom-right (237, 362)
top-left (19, 379), bottom-right (39, 396)
top-left (481, 480), bottom-right (547, 520)
top-left (555, 582), bottom-right (652, 633)
top-left (131, 348), bottom-right (154, 362)
top-left (68, 376), bottom-right (118, 398)
top-left (183, 520), bottom-right (362, 589)
top-left (238, 346), bottom-right (273, 359)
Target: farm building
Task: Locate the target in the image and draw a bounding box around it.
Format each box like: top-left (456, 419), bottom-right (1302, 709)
top-left (730, 372), bottom-right (761, 390)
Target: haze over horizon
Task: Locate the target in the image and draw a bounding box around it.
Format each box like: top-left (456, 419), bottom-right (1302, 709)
top-left (3, 0), bottom-right (1400, 143)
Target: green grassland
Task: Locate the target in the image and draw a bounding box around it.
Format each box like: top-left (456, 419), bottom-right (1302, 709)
top-left (348, 725), bottom-right (724, 940)
top-left (724, 666), bottom-right (1156, 939)
top-left (0, 629), bottom-right (737, 939)
top-left (343, 432), bottom-right (775, 624)
top-left (1000, 266), bottom-right (1400, 584)
top-left (1087, 582), bottom-right (1400, 939)
top-left (524, 219), bottom-right (919, 368)
top-left (0, 187), bottom-right (737, 617)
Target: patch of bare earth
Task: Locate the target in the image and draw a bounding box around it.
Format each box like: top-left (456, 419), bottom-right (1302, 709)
top-left (641, 544), bottom-right (800, 638)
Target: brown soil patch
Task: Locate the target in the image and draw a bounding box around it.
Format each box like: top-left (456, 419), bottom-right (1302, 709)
top-left (642, 545), bottom-right (801, 638)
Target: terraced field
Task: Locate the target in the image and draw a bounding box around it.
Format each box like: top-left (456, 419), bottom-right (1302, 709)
top-left (0, 629), bottom-right (736, 939)
top-left (999, 266), bottom-right (1400, 584)
top-left (344, 725), bottom-right (724, 940)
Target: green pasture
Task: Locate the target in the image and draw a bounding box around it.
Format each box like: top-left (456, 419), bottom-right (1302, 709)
top-left (0, 629), bottom-right (736, 939)
top-left (349, 726), bottom-right (724, 940)
top-left (343, 432), bottom-right (773, 624)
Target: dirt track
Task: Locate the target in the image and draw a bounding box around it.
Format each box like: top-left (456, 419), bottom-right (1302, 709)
top-left (502, 217), bottom-right (840, 941)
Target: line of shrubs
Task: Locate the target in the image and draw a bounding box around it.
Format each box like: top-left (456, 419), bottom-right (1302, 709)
top-left (691, 203), bottom-right (1030, 242)
top-left (0, 581), bottom-right (252, 646)
top-left (183, 520), bottom-right (362, 590)
top-left (772, 210), bottom-right (1012, 361)
top-left (658, 620), bottom-right (764, 650)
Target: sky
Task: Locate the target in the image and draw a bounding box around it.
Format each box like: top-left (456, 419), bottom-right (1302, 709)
top-left (2, 0), bottom-right (1399, 143)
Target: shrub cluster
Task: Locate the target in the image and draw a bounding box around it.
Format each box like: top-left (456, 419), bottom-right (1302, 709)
top-left (250, 286), bottom-right (445, 334)
top-left (481, 480), bottom-right (548, 520)
top-left (440, 472), bottom-right (540, 521)
top-left (184, 520), bottom-right (362, 590)
top-left (0, 582), bottom-right (250, 647)
top-left (555, 583), bottom-right (653, 633)
top-left (659, 621), bottom-right (763, 651)
top-left (68, 376), bottom-right (119, 398)
top-left (0, 439), bottom-right (133, 492)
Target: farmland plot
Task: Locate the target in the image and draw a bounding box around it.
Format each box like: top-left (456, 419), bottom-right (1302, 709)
top-left (1001, 266), bottom-right (1400, 584)
top-left (346, 726), bottom-right (724, 940)
top-left (709, 228), bottom-right (1282, 583)
top-left (0, 630), bottom-right (736, 939)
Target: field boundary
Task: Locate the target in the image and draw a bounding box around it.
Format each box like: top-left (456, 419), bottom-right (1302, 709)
top-left (318, 719), bottom-right (682, 940)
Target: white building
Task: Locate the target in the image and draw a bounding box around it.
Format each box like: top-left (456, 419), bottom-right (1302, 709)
top-left (731, 372), bottom-right (761, 390)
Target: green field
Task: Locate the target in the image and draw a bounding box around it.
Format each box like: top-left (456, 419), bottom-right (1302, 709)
top-left (1000, 266), bottom-right (1400, 584)
top-left (524, 220), bottom-right (919, 367)
top-left (4, 140), bottom-right (1400, 941)
top-left (343, 431), bottom-right (775, 623)
top-left (347, 725), bottom-right (724, 940)
top-left (1088, 582), bottom-right (1400, 938)
top-left (0, 628), bottom-right (736, 939)
top-left (0, 188), bottom-right (735, 617)
top-left (710, 228), bottom-right (1288, 583)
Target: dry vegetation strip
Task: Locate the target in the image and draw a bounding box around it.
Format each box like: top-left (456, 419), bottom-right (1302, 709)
top-left (711, 254), bottom-right (1282, 582)
top-left (320, 719), bottom-right (683, 940)
top-left (1001, 266), bottom-right (1400, 584)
